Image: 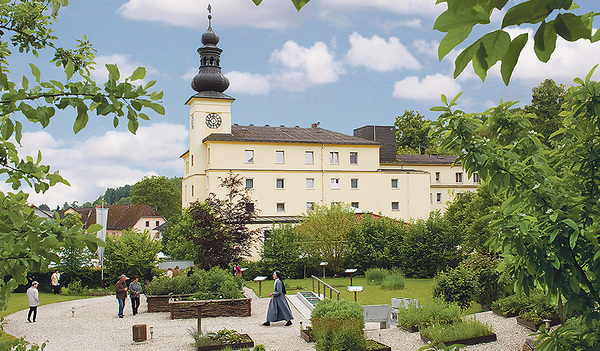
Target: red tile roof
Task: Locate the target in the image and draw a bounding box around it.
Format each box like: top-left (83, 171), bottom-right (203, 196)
top-left (74, 204), bottom-right (164, 230)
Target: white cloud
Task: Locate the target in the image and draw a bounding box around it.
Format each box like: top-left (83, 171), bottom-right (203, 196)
top-left (319, 0), bottom-right (441, 17)
top-left (412, 39), bottom-right (439, 58)
top-left (226, 71), bottom-right (272, 95)
top-left (270, 40), bottom-right (344, 91)
top-left (118, 0), bottom-right (302, 30)
top-left (18, 123), bottom-right (187, 207)
top-left (393, 74), bottom-right (461, 102)
top-left (91, 54), bottom-right (158, 83)
top-left (346, 32), bottom-right (420, 71)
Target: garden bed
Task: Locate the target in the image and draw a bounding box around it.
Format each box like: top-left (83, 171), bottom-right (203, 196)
top-left (196, 333), bottom-right (254, 351)
top-left (516, 316), bottom-right (560, 331)
top-left (300, 328), bottom-right (314, 342)
top-left (169, 297), bottom-right (251, 319)
top-left (420, 333), bottom-right (497, 347)
top-left (147, 294), bottom-right (193, 312)
top-left (492, 309), bottom-right (518, 318)
top-left (365, 339), bottom-right (391, 351)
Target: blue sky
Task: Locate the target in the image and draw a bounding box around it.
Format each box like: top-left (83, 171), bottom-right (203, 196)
top-left (11, 0), bottom-right (600, 208)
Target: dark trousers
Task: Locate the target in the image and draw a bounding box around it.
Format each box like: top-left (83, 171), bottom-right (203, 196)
top-left (131, 296), bottom-right (140, 315)
top-left (52, 284), bottom-right (60, 294)
top-left (28, 306), bottom-right (37, 322)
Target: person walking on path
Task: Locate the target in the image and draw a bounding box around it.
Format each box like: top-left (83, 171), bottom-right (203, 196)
top-left (115, 275), bottom-right (128, 318)
top-left (129, 275), bottom-right (142, 316)
top-left (27, 281), bottom-right (39, 323)
top-left (263, 271), bottom-right (293, 326)
top-left (50, 270), bottom-right (60, 295)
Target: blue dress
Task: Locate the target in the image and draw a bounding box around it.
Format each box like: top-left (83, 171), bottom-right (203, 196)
top-left (266, 279), bottom-right (293, 322)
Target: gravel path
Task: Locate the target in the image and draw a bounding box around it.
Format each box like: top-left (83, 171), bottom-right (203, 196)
top-left (3, 289), bottom-right (532, 351)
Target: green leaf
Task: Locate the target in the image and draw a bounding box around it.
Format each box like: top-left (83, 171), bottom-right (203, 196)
top-left (291, 0), bottom-right (310, 11)
top-left (438, 26), bottom-right (472, 60)
top-left (106, 64), bottom-right (120, 81)
top-left (146, 102), bottom-right (165, 115)
top-left (554, 13), bottom-right (592, 42)
top-left (454, 40), bottom-right (479, 78)
top-left (128, 118), bottom-right (139, 134)
top-left (501, 33), bottom-right (528, 85)
top-left (65, 60), bottom-right (75, 80)
top-left (88, 224), bottom-right (103, 232)
top-left (584, 64), bottom-right (598, 84)
top-left (562, 218), bottom-right (579, 231)
top-left (130, 67), bottom-right (146, 81)
top-left (502, 0), bottom-right (553, 27)
top-left (252, 0), bottom-right (262, 4)
top-left (569, 231), bottom-right (578, 249)
top-left (29, 64), bottom-right (41, 83)
top-left (14, 121), bottom-right (23, 144)
top-left (113, 116), bottom-right (119, 128)
top-left (534, 21), bottom-right (557, 63)
top-left (22, 76), bottom-right (29, 90)
top-left (73, 112), bottom-right (89, 134)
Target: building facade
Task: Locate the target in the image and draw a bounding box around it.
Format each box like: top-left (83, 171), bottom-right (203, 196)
top-left (181, 15), bottom-right (475, 224)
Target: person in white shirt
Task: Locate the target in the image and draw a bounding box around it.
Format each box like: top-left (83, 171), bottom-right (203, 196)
top-left (27, 281), bottom-right (39, 323)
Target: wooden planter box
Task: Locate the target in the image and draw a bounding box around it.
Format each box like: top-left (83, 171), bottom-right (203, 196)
top-left (421, 333), bottom-right (497, 347)
top-left (147, 294), bottom-right (193, 312)
top-left (170, 298), bottom-right (251, 319)
top-left (399, 325), bottom-right (419, 333)
top-left (196, 334), bottom-right (254, 351)
top-left (516, 316), bottom-right (560, 331)
top-left (365, 339), bottom-right (391, 351)
top-left (300, 328), bottom-right (314, 342)
top-left (492, 309), bottom-right (518, 318)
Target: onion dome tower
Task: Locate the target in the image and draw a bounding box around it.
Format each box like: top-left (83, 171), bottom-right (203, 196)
top-left (191, 4), bottom-right (231, 98)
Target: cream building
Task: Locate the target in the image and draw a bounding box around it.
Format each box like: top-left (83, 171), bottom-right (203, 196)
top-left (181, 15), bottom-right (475, 228)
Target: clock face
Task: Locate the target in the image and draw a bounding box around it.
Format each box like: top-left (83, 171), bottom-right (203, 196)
top-left (205, 113), bottom-right (222, 129)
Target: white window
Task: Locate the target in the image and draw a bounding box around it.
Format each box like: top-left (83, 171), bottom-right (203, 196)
top-left (473, 172), bottom-right (480, 183)
top-left (276, 202), bottom-right (286, 212)
top-left (436, 193), bottom-right (442, 203)
top-left (305, 151), bottom-right (314, 165)
top-left (245, 150), bottom-right (254, 163)
top-left (351, 178), bottom-right (359, 189)
top-left (330, 178), bottom-right (340, 189)
top-left (391, 202), bottom-right (399, 211)
top-left (435, 172), bottom-right (440, 182)
top-left (306, 202), bottom-right (315, 211)
top-left (391, 178), bottom-right (399, 189)
top-left (185, 161), bottom-right (189, 173)
top-left (351, 202), bottom-right (359, 208)
top-left (276, 150), bottom-right (285, 164)
top-left (350, 152), bottom-right (358, 164)
top-left (245, 178), bottom-right (254, 189)
top-left (306, 178), bottom-right (315, 189)
top-left (455, 172), bottom-right (463, 183)
top-left (206, 176), bottom-right (209, 189)
top-left (276, 178), bottom-right (285, 189)
top-left (330, 152), bottom-right (339, 164)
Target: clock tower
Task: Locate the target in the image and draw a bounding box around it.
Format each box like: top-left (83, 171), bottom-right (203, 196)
top-left (184, 6), bottom-right (234, 205)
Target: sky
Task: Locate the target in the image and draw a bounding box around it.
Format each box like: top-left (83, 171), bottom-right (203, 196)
top-left (8, 0), bottom-right (600, 208)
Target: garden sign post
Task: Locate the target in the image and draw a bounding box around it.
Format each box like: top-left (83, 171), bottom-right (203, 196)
top-left (254, 276), bottom-right (267, 298)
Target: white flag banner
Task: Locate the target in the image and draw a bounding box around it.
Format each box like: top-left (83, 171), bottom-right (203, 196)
top-left (95, 207), bottom-right (109, 263)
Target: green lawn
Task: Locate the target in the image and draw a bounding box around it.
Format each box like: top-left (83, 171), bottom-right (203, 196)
top-left (244, 277), bottom-right (482, 315)
top-left (1, 293), bottom-right (92, 343)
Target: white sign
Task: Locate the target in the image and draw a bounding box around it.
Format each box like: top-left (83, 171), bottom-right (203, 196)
top-left (348, 286), bottom-right (363, 292)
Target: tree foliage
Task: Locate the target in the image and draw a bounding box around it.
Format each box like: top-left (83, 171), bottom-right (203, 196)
top-left (430, 67), bottom-right (600, 348)
top-left (58, 212), bottom-right (96, 274)
top-left (394, 110), bottom-right (434, 154)
top-left (131, 175), bottom-right (181, 220)
top-left (296, 203), bottom-right (358, 275)
top-left (104, 229), bottom-right (161, 283)
top-left (0, 1), bottom-right (163, 347)
top-left (524, 79), bottom-right (567, 143)
top-left (260, 224), bottom-right (304, 279)
top-left (164, 172), bottom-right (259, 270)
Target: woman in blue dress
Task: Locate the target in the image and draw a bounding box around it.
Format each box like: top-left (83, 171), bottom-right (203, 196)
top-left (263, 271), bottom-right (293, 326)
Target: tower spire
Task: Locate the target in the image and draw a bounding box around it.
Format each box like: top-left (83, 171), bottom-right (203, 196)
top-left (191, 5), bottom-right (230, 95)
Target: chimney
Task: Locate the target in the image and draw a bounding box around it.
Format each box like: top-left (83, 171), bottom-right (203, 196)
top-left (353, 125), bottom-right (396, 163)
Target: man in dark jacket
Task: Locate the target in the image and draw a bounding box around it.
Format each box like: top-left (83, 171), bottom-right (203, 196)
top-left (115, 274), bottom-right (128, 318)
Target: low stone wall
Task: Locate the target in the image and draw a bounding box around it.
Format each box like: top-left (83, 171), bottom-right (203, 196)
top-left (146, 294), bottom-right (193, 312)
top-left (169, 298), bottom-right (252, 319)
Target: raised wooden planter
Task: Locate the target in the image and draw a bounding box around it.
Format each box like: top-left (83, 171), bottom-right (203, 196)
top-left (516, 316), bottom-right (560, 331)
top-left (147, 294), bottom-right (193, 312)
top-left (421, 333), bottom-right (497, 347)
top-left (196, 334), bottom-right (254, 351)
top-left (365, 339), bottom-right (391, 351)
top-left (170, 298), bottom-right (251, 319)
top-left (399, 325), bottom-right (419, 333)
top-left (300, 328), bottom-right (314, 342)
top-left (492, 309), bottom-right (518, 318)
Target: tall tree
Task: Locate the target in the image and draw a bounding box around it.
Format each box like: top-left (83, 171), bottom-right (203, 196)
top-left (0, 2), bottom-right (163, 348)
top-left (394, 110), bottom-right (433, 154)
top-left (524, 79), bottom-right (566, 144)
top-left (430, 68), bottom-right (600, 349)
top-left (104, 229), bottom-right (162, 283)
top-left (131, 176), bottom-right (181, 220)
top-left (296, 203), bottom-right (358, 275)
